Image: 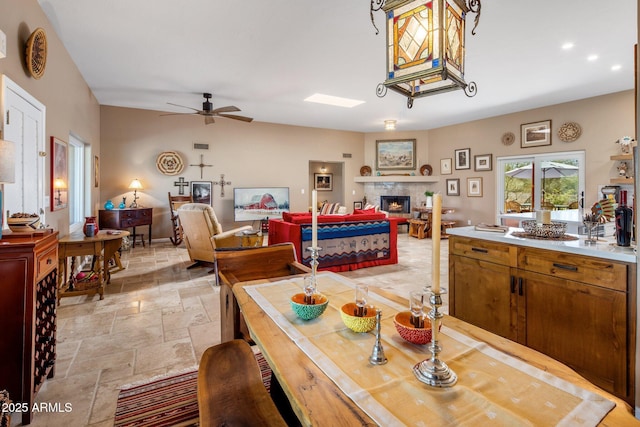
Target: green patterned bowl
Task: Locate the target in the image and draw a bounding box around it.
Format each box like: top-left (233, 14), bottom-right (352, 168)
top-left (290, 293), bottom-right (329, 320)
top-left (340, 302), bottom-right (377, 333)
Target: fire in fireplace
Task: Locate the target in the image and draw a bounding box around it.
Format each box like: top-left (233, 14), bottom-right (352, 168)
top-left (380, 196), bottom-right (410, 214)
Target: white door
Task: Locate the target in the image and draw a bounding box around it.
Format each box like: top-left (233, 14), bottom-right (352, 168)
top-left (2, 75), bottom-right (46, 221)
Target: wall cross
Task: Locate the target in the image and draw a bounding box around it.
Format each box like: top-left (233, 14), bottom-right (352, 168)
top-left (213, 174), bottom-right (231, 197)
top-left (190, 154), bottom-right (213, 179)
top-left (173, 177), bottom-right (190, 195)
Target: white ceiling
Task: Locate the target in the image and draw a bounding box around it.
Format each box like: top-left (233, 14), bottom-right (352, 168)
top-left (37, 0), bottom-right (638, 133)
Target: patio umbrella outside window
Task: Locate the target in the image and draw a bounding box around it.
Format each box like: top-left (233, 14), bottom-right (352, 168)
top-left (505, 161), bottom-right (578, 205)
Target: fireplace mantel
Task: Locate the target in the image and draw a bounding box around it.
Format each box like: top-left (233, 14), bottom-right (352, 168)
top-left (354, 176), bottom-right (439, 183)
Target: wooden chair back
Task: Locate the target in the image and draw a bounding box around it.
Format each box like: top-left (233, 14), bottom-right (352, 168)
top-left (215, 242), bottom-right (309, 285)
top-left (540, 201), bottom-right (555, 210)
top-left (215, 243), bottom-right (311, 342)
top-left (168, 192), bottom-right (192, 246)
top-left (198, 340), bottom-right (287, 426)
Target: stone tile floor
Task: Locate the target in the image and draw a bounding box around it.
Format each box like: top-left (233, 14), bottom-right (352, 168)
top-left (16, 233), bottom-right (447, 426)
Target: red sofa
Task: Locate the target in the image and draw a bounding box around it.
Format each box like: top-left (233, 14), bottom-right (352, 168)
top-left (268, 211), bottom-right (399, 272)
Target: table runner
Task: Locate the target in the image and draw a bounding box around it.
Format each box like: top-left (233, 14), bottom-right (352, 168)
top-left (246, 272), bottom-right (614, 426)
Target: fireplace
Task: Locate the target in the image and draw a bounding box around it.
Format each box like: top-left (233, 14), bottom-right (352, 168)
top-left (380, 196), bottom-right (410, 216)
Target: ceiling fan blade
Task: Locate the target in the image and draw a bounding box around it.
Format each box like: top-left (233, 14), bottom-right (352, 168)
top-left (212, 105), bottom-right (241, 114)
top-left (217, 113), bottom-right (253, 122)
top-left (205, 116), bottom-right (215, 125)
top-left (167, 102), bottom-right (200, 112)
top-left (159, 112), bottom-right (198, 117)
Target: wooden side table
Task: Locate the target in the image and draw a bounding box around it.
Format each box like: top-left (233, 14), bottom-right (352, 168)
top-left (57, 230), bottom-right (129, 303)
top-left (408, 219), bottom-right (429, 239)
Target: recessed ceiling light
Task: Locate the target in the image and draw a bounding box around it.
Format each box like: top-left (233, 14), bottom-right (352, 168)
top-left (384, 120), bottom-right (396, 130)
top-left (611, 64), bottom-right (622, 71)
top-left (561, 42), bottom-right (574, 50)
top-left (587, 54), bottom-right (598, 61)
top-left (304, 93), bottom-right (365, 108)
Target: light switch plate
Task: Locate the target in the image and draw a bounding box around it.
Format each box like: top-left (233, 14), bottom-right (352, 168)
top-left (0, 29), bottom-right (6, 58)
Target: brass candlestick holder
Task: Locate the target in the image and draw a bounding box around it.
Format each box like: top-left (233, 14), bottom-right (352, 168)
top-left (413, 287), bottom-right (457, 387)
top-left (369, 309), bottom-right (387, 365)
top-left (304, 246), bottom-right (321, 304)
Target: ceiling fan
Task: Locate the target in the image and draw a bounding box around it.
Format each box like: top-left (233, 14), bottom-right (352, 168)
top-left (162, 93), bottom-right (253, 125)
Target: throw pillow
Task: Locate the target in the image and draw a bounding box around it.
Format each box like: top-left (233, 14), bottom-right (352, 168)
top-left (320, 202), bottom-right (341, 215)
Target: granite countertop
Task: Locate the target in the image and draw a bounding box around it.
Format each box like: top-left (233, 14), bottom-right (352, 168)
top-left (448, 226), bottom-right (637, 263)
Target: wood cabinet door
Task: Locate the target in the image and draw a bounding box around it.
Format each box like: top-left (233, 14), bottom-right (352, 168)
top-left (523, 270), bottom-right (629, 401)
top-left (450, 255), bottom-right (514, 340)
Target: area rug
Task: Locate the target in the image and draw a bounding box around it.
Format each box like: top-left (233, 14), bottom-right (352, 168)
top-left (114, 348), bottom-right (271, 427)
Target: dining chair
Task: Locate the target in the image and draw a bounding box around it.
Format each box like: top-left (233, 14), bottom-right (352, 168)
top-left (504, 200), bottom-right (522, 213)
top-left (167, 192), bottom-right (192, 246)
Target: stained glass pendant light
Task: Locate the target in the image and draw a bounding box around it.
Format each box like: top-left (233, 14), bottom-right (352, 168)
top-left (376, 0), bottom-right (481, 108)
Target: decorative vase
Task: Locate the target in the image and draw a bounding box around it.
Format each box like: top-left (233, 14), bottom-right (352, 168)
top-left (104, 199), bottom-right (114, 210)
top-left (425, 196), bottom-right (433, 208)
top-left (119, 197), bottom-right (126, 209)
top-left (83, 216), bottom-right (99, 237)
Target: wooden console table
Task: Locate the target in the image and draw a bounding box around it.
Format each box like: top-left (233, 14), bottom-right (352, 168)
top-left (0, 229), bottom-right (58, 425)
top-left (57, 230), bottom-right (129, 303)
top-left (99, 208), bottom-right (152, 247)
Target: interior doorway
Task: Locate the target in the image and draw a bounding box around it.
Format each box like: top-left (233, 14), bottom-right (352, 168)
top-left (309, 161), bottom-right (344, 209)
top-left (1, 75), bottom-right (46, 224)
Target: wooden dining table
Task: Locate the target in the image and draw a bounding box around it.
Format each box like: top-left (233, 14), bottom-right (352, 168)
top-left (233, 273), bottom-right (637, 426)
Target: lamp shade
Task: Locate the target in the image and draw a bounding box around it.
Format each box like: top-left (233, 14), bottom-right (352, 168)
top-left (128, 179), bottom-right (143, 190)
top-left (0, 139), bottom-right (16, 183)
top-left (53, 178), bottom-right (67, 189)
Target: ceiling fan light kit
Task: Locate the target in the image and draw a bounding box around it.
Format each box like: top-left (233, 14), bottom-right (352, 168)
top-left (374, 0), bottom-right (481, 108)
top-left (162, 93), bottom-right (253, 125)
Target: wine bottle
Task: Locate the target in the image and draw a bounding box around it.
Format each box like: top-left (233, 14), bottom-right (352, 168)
top-left (615, 190), bottom-right (633, 247)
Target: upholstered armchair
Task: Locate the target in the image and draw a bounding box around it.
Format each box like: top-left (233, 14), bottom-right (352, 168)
top-left (178, 203), bottom-right (253, 268)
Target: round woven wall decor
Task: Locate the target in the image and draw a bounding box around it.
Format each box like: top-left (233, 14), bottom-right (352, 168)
top-left (26, 28), bottom-right (47, 79)
top-left (156, 151), bottom-right (184, 175)
top-left (501, 132), bottom-right (515, 146)
top-left (558, 122), bottom-right (581, 142)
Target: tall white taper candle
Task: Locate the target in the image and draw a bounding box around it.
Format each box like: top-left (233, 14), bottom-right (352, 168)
top-left (312, 190), bottom-right (318, 248)
top-left (432, 194), bottom-right (442, 293)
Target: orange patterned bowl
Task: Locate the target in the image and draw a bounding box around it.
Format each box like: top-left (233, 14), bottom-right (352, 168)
top-left (290, 293), bottom-right (329, 320)
top-left (340, 302), bottom-right (377, 333)
top-left (394, 311), bottom-right (432, 345)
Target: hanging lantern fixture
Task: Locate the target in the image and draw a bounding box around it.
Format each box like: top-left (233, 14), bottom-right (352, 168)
top-left (373, 0), bottom-right (481, 108)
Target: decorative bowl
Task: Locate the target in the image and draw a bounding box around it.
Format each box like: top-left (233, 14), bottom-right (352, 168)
top-left (290, 293), bottom-right (329, 320)
top-left (393, 311), bottom-right (432, 345)
top-left (521, 220), bottom-right (567, 238)
top-left (340, 302), bottom-right (377, 333)
top-left (7, 214), bottom-right (41, 231)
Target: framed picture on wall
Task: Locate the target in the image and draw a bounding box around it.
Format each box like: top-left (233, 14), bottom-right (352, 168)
top-left (314, 173), bottom-right (333, 191)
top-left (440, 158), bottom-right (452, 175)
top-left (454, 148), bottom-right (470, 170)
top-left (521, 120), bottom-right (552, 147)
top-left (94, 155), bottom-right (99, 188)
top-left (191, 181), bottom-right (213, 205)
top-left (474, 154), bottom-right (492, 171)
top-left (375, 139), bottom-right (416, 170)
top-left (446, 178), bottom-right (460, 196)
top-left (353, 201), bottom-right (363, 210)
top-left (50, 136), bottom-right (68, 211)
top-left (467, 177), bottom-right (483, 197)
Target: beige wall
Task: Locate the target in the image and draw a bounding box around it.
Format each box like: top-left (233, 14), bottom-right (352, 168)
top-left (0, 0), bottom-right (101, 235)
top-left (100, 106), bottom-right (365, 238)
top-left (423, 90), bottom-right (635, 225)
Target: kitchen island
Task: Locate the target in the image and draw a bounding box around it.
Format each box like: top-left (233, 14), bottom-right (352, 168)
top-left (447, 226), bottom-right (636, 405)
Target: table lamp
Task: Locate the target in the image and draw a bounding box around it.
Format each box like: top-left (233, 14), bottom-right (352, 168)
top-left (0, 139), bottom-right (16, 239)
top-left (129, 178), bottom-right (143, 208)
top-left (53, 178), bottom-right (66, 207)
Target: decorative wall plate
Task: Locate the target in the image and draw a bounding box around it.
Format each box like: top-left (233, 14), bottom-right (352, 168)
top-left (558, 122), bottom-right (581, 142)
top-left (419, 164), bottom-right (433, 176)
top-left (26, 28), bottom-right (47, 79)
top-left (156, 151), bottom-right (185, 175)
top-left (501, 132), bottom-right (515, 146)
top-left (360, 165), bottom-right (372, 176)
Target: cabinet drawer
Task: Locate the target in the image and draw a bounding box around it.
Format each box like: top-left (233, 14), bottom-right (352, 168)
top-left (450, 236), bottom-right (516, 267)
top-left (518, 248), bottom-right (628, 291)
top-left (36, 245), bottom-right (58, 282)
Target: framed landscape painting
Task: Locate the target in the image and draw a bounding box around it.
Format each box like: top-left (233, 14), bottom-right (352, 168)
top-left (521, 120), bottom-right (552, 147)
top-left (474, 154), bottom-right (492, 171)
top-left (376, 139), bottom-right (416, 171)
